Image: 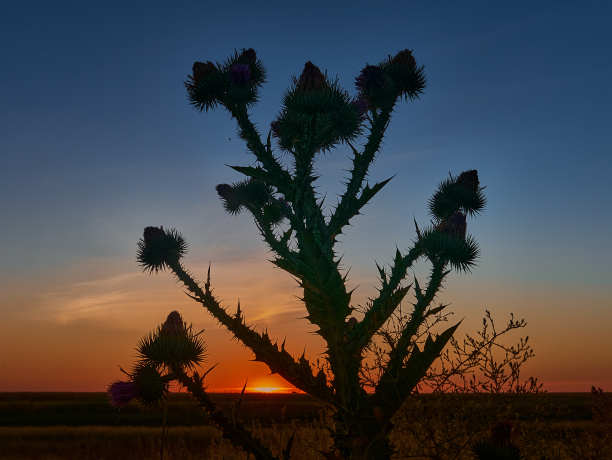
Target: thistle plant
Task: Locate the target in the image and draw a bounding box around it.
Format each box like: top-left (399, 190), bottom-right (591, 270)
top-left (108, 309), bottom-right (204, 408)
top-left (110, 311), bottom-right (287, 460)
top-left (135, 47), bottom-right (486, 459)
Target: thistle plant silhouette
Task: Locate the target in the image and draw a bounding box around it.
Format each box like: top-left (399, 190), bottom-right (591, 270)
top-left (133, 48), bottom-right (486, 459)
top-left (108, 311), bottom-right (282, 460)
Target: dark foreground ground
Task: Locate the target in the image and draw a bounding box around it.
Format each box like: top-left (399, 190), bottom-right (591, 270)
top-left (0, 392), bottom-right (610, 459)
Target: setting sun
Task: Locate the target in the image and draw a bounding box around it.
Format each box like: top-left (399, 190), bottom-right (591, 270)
top-left (249, 386), bottom-right (281, 393)
top-left (246, 381), bottom-right (301, 394)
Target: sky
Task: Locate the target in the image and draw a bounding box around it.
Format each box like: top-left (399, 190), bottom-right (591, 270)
top-left (1, 1), bottom-right (610, 393)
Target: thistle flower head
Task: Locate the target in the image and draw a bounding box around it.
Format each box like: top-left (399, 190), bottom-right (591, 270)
top-left (107, 381), bottom-right (139, 408)
top-left (355, 65), bottom-right (386, 94)
top-left (137, 312), bottom-right (206, 370)
top-left (390, 49), bottom-right (416, 71)
top-left (185, 60), bottom-right (226, 112)
top-left (133, 365), bottom-right (168, 406)
top-left (229, 63), bottom-right (251, 85)
top-left (217, 179), bottom-right (271, 216)
top-left (382, 49), bottom-right (426, 101)
top-left (420, 221), bottom-right (479, 272)
top-left (192, 61), bottom-right (218, 84)
top-left (137, 226), bottom-right (187, 273)
top-left (457, 169), bottom-right (480, 194)
top-left (216, 183), bottom-right (232, 198)
top-left (296, 61), bottom-right (327, 91)
top-left (161, 310), bottom-right (185, 336)
top-left (237, 48), bottom-right (257, 65)
top-left (429, 170), bottom-right (486, 220)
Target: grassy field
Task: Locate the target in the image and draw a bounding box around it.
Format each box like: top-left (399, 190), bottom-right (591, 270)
top-left (0, 392), bottom-right (610, 459)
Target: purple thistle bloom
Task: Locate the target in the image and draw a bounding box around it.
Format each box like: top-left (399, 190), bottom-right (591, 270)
top-left (355, 65), bottom-right (386, 93)
top-left (230, 63), bottom-right (251, 85)
top-left (108, 381), bottom-right (139, 408)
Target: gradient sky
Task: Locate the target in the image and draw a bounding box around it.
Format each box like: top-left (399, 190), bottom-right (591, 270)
top-left (1, 1), bottom-right (610, 392)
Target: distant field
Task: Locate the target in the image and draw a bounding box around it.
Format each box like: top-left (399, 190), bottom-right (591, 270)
top-left (0, 392), bottom-right (324, 426)
top-left (0, 392), bottom-right (609, 459)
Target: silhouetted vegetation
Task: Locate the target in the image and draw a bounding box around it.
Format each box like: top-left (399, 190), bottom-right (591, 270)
top-left (130, 46), bottom-right (489, 459)
top-left (0, 391), bottom-right (609, 459)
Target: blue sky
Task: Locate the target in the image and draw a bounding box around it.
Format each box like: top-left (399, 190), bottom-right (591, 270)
top-left (1, 1), bottom-right (610, 391)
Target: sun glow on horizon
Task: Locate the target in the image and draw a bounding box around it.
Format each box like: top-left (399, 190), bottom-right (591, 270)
top-left (248, 386), bottom-right (288, 394)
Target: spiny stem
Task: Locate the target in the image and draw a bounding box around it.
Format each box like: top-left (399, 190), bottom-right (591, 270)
top-left (168, 260), bottom-right (334, 403)
top-left (172, 366), bottom-right (280, 460)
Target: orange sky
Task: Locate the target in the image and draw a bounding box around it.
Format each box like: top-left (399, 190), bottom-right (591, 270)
top-left (1, 247), bottom-right (610, 393)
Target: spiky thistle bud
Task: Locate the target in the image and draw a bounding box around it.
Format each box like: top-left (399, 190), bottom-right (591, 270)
top-left (216, 180), bottom-right (271, 215)
top-left (192, 61), bottom-right (218, 84)
top-left (457, 169), bottom-right (480, 194)
top-left (161, 310), bottom-right (186, 336)
top-left (429, 170), bottom-right (485, 220)
top-left (185, 61), bottom-right (225, 112)
top-left (296, 61), bottom-right (327, 91)
top-left (216, 183), bottom-right (243, 215)
top-left (137, 310), bottom-right (206, 370)
top-left (390, 49), bottom-right (416, 71)
top-left (355, 65), bottom-right (386, 94)
top-left (355, 64), bottom-right (397, 109)
top-left (133, 365), bottom-right (167, 406)
top-left (237, 48), bottom-right (257, 66)
top-left (137, 226), bottom-right (187, 273)
top-left (384, 49), bottom-right (425, 101)
top-left (274, 62), bottom-right (363, 154)
top-left (107, 381), bottom-right (139, 408)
